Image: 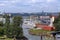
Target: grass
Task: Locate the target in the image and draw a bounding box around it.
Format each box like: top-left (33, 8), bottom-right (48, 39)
top-left (29, 28), bottom-right (54, 40)
top-left (29, 28), bottom-right (52, 36)
top-left (0, 36), bottom-right (13, 40)
top-left (5, 38), bottom-right (13, 40)
top-left (0, 38), bottom-right (13, 40)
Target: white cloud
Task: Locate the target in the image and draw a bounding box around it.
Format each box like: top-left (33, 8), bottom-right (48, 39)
top-left (0, 0), bottom-right (59, 12)
top-left (26, 0), bottom-right (39, 4)
top-left (31, 0), bottom-right (36, 3)
top-left (0, 3), bottom-right (5, 6)
top-left (11, 0), bottom-right (21, 3)
top-left (9, 1), bottom-right (16, 3)
top-left (0, 1), bottom-right (8, 3)
top-left (46, 0), bottom-right (57, 3)
top-left (47, 0), bottom-right (53, 2)
top-left (0, 0), bottom-right (20, 3)
top-left (0, 0), bottom-right (20, 7)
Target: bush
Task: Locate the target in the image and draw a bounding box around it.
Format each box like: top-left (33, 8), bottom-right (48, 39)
top-left (0, 27), bottom-right (4, 36)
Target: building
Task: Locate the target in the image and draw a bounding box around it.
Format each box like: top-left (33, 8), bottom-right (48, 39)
top-left (36, 24), bottom-right (55, 31)
top-left (35, 16), bottom-right (55, 31)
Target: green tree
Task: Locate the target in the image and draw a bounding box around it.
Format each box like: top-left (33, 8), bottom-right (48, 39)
top-left (12, 16), bottom-right (23, 37)
top-left (0, 27), bottom-right (4, 36)
top-left (4, 14), bottom-right (23, 39)
top-left (0, 21), bottom-right (3, 27)
top-left (3, 14), bottom-right (10, 36)
top-left (4, 15), bottom-right (23, 38)
top-left (0, 21), bottom-right (4, 36)
top-left (53, 13), bottom-right (60, 31)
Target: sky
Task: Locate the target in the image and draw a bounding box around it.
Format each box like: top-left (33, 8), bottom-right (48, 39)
top-left (0, 0), bottom-right (60, 13)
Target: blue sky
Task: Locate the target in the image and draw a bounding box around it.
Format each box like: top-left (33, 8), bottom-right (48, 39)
top-left (0, 0), bottom-right (60, 13)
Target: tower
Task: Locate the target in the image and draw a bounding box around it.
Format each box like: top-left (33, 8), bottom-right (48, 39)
top-left (49, 16), bottom-right (55, 27)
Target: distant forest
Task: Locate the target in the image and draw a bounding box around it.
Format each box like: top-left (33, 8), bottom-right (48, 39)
top-left (0, 12), bottom-right (59, 16)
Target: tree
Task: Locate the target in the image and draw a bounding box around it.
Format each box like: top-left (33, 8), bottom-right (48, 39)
top-left (3, 14), bottom-right (10, 36)
top-left (0, 21), bottom-right (3, 27)
top-left (53, 13), bottom-right (60, 31)
top-left (0, 27), bottom-right (4, 36)
top-left (12, 16), bottom-right (23, 38)
top-left (0, 21), bottom-right (4, 36)
top-left (3, 14), bottom-right (25, 40)
top-left (4, 15), bottom-right (23, 38)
